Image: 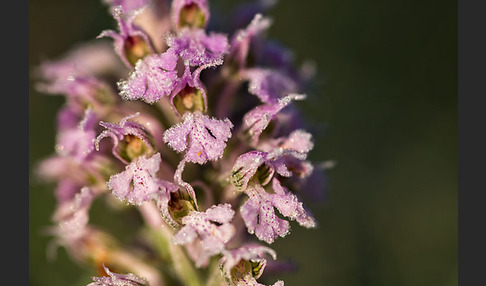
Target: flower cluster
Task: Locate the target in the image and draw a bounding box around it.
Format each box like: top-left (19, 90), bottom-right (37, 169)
top-left (35, 0), bottom-right (330, 285)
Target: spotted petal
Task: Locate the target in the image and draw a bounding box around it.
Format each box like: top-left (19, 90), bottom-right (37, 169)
top-left (173, 204), bottom-right (235, 267)
top-left (118, 50), bottom-right (179, 104)
top-left (163, 111), bottom-right (233, 164)
top-left (107, 153), bottom-right (161, 205)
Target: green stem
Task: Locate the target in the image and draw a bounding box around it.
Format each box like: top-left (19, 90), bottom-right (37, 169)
top-left (140, 203), bottom-right (203, 286)
top-left (206, 257), bottom-right (226, 286)
top-left (110, 249), bottom-right (166, 286)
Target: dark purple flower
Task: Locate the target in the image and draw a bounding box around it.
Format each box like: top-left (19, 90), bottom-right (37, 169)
top-left (297, 161), bottom-right (335, 202)
top-left (266, 148), bottom-right (313, 179)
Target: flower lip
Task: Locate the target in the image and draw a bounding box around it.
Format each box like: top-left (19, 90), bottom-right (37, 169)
top-left (163, 111), bottom-right (233, 165)
top-left (106, 153), bottom-right (162, 206)
top-left (117, 51), bottom-right (179, 104)
top-left (239, 180), bottom-right (316, 244)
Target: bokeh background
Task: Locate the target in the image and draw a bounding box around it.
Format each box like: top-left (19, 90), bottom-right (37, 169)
top-left (29, 0), bottom-right (457, 285)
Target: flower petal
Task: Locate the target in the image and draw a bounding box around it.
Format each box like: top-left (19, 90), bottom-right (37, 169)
top-left (107, 153), bottom-right (161, 205)
top-left (164, 111), bottom-right (233, 164)
top-left (118, 51), bottom-right (179, 104)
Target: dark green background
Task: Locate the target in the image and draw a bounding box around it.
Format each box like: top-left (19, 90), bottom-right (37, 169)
top-left (29, 0), bottom-right (457, 285)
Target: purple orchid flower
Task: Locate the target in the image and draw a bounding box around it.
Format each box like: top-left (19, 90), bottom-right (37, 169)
top-left (258, 129), bottom-right (314, 154)
top-left (55, 108), bottom-right (98, 162)
top-left (241, 68), bottom-right (298, 104)
top-left (166, 27), bottom-right (228, 67)
top-left (95, 112), bottom-right (155, 164)
top-left (36, 75), bottom-right (117, 116)
top-left (243, 93), bottom-right (306, 145)
top-left (163, 111), bottom-right (233, 164)
top-left (52, 187), bottom-right (95, 241)
top-left (231, 141), bottom-right (313, 191)
top-left (172, 203), bottom-right (235, 267)
top-left (118, 49), bottom-right (179, 104)
top-left (220, 243), bottom-right (284, 286)
top-left (98, 6), bottom-right (155, 67)
top-left (107, 153), bottom-right (162, 205)
top-left (228, 13), bottom-right (272, 69)
top-left (34, 0), bottom-right (328, 285)
top-left (36, 41), bottom-right (125, 81)
top-left (240, 179), bottom-right (316, 244)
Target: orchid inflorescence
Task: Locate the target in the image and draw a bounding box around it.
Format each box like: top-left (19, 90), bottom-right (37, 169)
top-left (34, 0), bottom-right (330, 285)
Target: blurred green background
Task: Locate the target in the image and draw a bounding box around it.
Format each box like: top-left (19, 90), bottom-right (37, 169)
top-left (29, 0), bottom-right (457, 285)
